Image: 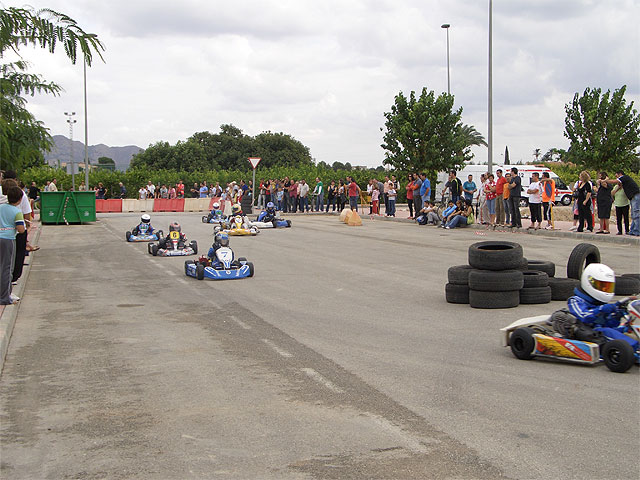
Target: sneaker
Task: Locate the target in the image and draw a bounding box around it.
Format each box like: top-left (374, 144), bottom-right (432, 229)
top-left (445, 226), bottom-right (450, 229)
top-left (10, 293), bottom-right (20, 302)
top-left (569, 226), bottom-right (577, 231)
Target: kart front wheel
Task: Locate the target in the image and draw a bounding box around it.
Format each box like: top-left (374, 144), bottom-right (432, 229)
top-left (247, 261), bottom-right (254, 277)
top-left (185, 260), bottom-right (194, 276)
top-left (202, 216), bottom-right (208, 223)
top-left (126, 231), bottom-right (131, 242)
top-left (151, 244), bottom-right (158, 256)
top-left (190, 240), bottom-right (198, 255)
top-left (510, 327), bottom-right (536, 360)
top-left (196, 264), bottom-right (205, 280)
top-left (147, 243), bottom-right (153, 254)
top-left (238, 257), bottom-right (247, 264)
top-left (602, 340), bottom-right (635, 373)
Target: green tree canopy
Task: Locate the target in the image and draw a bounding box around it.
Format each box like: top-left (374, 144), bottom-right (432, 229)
top-left (564, 85), bottom-right (640, 173)
top-left (381, 88), bottom-right (472, 183)
top-left (0, 6), bottom-right (105, 171)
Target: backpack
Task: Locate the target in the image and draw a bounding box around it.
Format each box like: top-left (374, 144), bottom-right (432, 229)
top-left (467, 212), bottom-right (475, 225)
top-left (416, 214), bottom-right (428, 225)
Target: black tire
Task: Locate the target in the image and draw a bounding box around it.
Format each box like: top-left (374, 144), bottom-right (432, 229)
top-left (238, 257), bottom-right (247, 263)
top-left (286, 220), bottom-right (292, 227)
top-left (185, 260), bottom-right (194, 276)
top-left (158, 238), bottom-right (166, 249)
top-left (614, 275), bottom-right (640, 296)
top-left (151, 244), bottom-right (158, 256)
top-left (468, 269), bottom-right (524, 292)
top-left (519, 286), bottom-right (552, 304)
top-left (567, 243), bottom-right (600, 280)
top-left (202, 216), bottom-right (209, 223)
top-left (468, 241), bottom-right (523, 271)
top-left (510, 327), bottom-right (536, 360)
top-left (515, 257), bottom-right (529, 271)
top-left (522, 270), bottom-right (550, 288)
top-left (527, 259), bottom-right (555, 278)
top-left (622, 273), bottom-right (640, 281)
top-left (247, 262), bottom-right (255, 277)
top-left (147, 243), bottom-right (152, 254)
top-left (447, 265), bottom-right (474, 285)
top-left (196, 264), bottom-right (205, 280)
top-left (445, 283), bottom-right (469, 304)
top-left (272, 220), bottom-right (278, 228)
top-left (126, 231), bottom-right (131, 241)
top-left (190, 240), bottom-right (198, 255)
top-left (561, 195), bottom-right (572, 206)
top-left (602, 340), bottom-right (635, 373)
top-left (519, 198), bottom-right (529, 208)
top-left (548, 277), bottom-right (580, 301)
top-left (469, 289), bottom-right (520, 309)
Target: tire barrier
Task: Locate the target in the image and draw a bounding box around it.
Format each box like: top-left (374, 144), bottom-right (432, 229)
top-left (566, 243), bottom-right (601, 280)
top-left (445, 283), bottom-right (469, 304)
top-left (522, 270), bottom-right (549, 288)
top-left (469, 290), bottom-right (520, 309)
top-left (468, 241), bottom-right (524, 271)
top-left (548, 277), bottom-right (580, 301)
top-left (526, 259), bottom-right (555, 278)
top-left (447, 265), bottom-right (474, 285)
top-left (614, 275), bottom-right (640, 296)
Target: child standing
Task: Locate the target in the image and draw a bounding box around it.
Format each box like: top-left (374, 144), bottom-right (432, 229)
top-left (276, 187), bottom-right (284, 211)
top-left (387, 182), bottom-right (397, 217)
top-left (0, 185), bottom-right (26, 305)
top-left (371, 187), bottom-right (380, 215)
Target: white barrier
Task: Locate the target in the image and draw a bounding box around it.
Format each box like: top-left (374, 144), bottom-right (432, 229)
top-left (122, 199), bottom-right (154, 212)
top-left (184, 198), bottom-right (211, 212)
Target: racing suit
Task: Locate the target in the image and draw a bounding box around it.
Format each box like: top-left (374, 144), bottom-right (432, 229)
top-left (132, 223), bottom-right (154, 236)
top-left (568, 287), bottom-right (638, 348)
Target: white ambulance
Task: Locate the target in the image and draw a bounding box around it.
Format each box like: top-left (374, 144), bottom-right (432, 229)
top-left (436, 164), bottom-right (573, 207)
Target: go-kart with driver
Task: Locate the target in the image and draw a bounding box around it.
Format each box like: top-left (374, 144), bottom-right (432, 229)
top-left (252, 202), bottom-right (292, 229)
top-left (148, 222), bottom-right (197, 256)
top-left (126, 214), bottom-right (163, 242)
top-left (185, 232), bottom-right (254, 280)
top-left (202, 201), bottom-right (226, 224)
top-left (214, 205), bottom-right (259, 236)
top-left (501, 263), bottom-right (640, 373)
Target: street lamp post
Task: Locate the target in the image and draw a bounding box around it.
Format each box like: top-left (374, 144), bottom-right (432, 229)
top-left (441, 23), bottom-right (451, 95)
top-left (487, 0), bottom-right (493, 175)
top-left (83, 59), bottom-right (90, 191)
top-left (65, 111), bottom-right (77, 190)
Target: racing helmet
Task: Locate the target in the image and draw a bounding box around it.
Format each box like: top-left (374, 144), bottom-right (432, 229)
top-left (212, 202), bottom-right (220, 210)
top-left (169, 222), bottom-right (181, 233)
top-left (581, 263), bottom-right (615, 303)
top-left (141, 214), bottom-right (151, 224)
top-left (232, 204), bottom-right (242, 215)
top-left (266, 201), bottom-right (275, 213)
top-left (216, 232), bottom-right (229, 247)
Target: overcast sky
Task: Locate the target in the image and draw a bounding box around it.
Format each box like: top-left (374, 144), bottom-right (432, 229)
top-left (7, 0), bottom-right (640, 167)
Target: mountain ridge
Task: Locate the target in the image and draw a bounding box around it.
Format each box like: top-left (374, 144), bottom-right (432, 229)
top-left (44, 135), bottom-right (143, 171)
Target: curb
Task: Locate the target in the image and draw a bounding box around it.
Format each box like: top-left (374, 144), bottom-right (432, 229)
top-left (0, 224), bottom-right (41, 374)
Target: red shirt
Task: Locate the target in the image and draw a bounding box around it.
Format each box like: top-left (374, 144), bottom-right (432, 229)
top-left (406, 181), bottom-right (414, 200)
top-left (496, 176), bottom-right (507, 195)
top-left (348, 182), bottom-right (359, 197)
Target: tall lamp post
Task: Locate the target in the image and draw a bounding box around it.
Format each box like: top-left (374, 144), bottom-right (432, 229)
top-left (65, 111), bottom-right (77, 190)
top-left (83, 59), bottom-right (90, 191)
top-left (487, 0), bottom-right (493, 175)
top-left (441, 24), bottom-right (451, 95)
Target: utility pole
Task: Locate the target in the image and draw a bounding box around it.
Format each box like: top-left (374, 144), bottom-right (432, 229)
top-left (65, 111), bottom-right (77, 190)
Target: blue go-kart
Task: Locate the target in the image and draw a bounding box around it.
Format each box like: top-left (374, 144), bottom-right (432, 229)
top-left (185, 247), bottom-right (254, 280)
top-left (126, 229), bottom-right (163, 242)
top-left (253, 211), bottom-right (291, 229)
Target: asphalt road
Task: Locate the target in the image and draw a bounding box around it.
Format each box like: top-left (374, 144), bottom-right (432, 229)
top-left (1, 213), bottom-right (638, 479)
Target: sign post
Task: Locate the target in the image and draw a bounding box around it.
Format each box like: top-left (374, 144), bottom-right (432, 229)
top-left (248, 157), bottom-right (261, 204)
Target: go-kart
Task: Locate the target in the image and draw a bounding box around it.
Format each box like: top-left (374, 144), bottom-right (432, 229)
top-left (214, 216), bottom-right (259, 236)
top-left (184, 248), bottom-right (254, 280)
top-left (501, 298), bottom-right (640, 373)
top-left (148, 230), bottom-right (198, 256)
top-left (202, 212), bottom-right (226, 224)
top-left (252, 211), bottom-right (292, 229)
top-left (126, 229), bottom-right (163, 242)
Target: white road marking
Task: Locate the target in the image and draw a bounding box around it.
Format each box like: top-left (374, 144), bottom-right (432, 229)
top-left (262, 339), bottom-right (293, 358)
top-left (230, 315), bottom-right (251, 330)
top-left (301, 368), bottom-right (344, 394)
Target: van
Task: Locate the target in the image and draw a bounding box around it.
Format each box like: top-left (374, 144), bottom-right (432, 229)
top-left (436, 164), bottom-right (572, 207)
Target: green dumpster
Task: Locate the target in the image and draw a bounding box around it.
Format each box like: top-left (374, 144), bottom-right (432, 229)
top-left (40, 191), bottom-right (97, 225)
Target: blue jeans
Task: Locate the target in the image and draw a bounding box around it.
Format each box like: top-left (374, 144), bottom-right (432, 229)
top-left (388, 199), bottom-right (396, 216)
top-left (326, 196), bottom-right (336, 211)
top-left (629, 193), bottom-right (640, 236)
top-left (349, 196), bottom-right (358, 211)
top-left (315, 194), bottom-right (324, 212)
top-left (299, 196), bottom-right (309, 212)
top-left (446, 214), bottom-right (468, 229)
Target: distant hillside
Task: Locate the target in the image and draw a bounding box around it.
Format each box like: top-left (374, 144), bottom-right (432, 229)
top-left (44, 135), bottom-right (143, 171)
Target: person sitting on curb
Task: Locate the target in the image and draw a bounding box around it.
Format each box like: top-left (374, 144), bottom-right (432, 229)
top-left (444, 199), bottom-right (474, 229)
top-left (440, 200), bottom-right (457, 226)
top-left (416, 201), bottom-right (441, 225)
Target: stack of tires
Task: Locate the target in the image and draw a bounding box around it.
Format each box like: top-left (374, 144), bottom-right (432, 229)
top-left (446, 241), bottom-right (553, 308)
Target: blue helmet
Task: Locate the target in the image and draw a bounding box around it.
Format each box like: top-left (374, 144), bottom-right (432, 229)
top-left (216, 232), bottom-right (229, 247)
top-left (266, 201), bottom-right (275, 212)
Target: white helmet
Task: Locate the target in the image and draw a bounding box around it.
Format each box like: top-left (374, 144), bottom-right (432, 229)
top-left (141, 214), bottom-right (151, 224)
top-left (212, 202), bottom-right (220, 210)
top-left (581, 263), bottom-right (615, 303)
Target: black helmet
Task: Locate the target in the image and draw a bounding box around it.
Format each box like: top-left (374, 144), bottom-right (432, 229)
top-left (169, 222), bottom-right (181, 233)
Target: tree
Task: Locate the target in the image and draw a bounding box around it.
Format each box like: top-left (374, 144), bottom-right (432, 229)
top-left (533, 148), bottom-right (541, 162)
top-left (564, 85), bottom-right (640, 173)
top-left (381, 88), bottom-right (471, 187)
top-left (0, 6), bottom-right (104, 171)
top-left (458, 124), bottom-right (487, 148)
top-left (504, 146), bottom-right (510, 165)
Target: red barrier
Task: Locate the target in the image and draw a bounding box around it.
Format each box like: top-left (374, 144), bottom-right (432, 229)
top-left (153, 198), bottom-right (185, 212)
top-left (96, 199), bottom-right (123, 213)
top-left (208, 197), bottom-right (221, 210)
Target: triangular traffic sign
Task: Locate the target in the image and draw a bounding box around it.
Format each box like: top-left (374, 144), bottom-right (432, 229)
top-left (248, 157), bottom-right (261, 169)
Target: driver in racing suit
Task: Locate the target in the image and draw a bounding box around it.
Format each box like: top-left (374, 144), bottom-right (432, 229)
top-left (207, 232), bottom-right (229, 261)
top-left (259, 202), bottom-right (278, 223)
top-left (560, 263), bottom-right (638, 349)
top-left (230, 204), bottom-right (254, 230)
top-left (208, 202), bottom-right (225, 222)
top-left (159, 222), bottom-right (186, 249)
top-left (132, 214), bottom-right (155, 236)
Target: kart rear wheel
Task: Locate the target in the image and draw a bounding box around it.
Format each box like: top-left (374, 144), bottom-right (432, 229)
top-left (147, 243), bottom-right (153, 254)
top-left (190, 240), bottom-right (198, 255)
top-left (157, 230), bottom-right (164, 240)
top-left (185, 260), bottom-right (194, 276)
top-left (247, 262), bottom-right (254, 277)
top-left (510, 327), bottom-right (536, 360)
top-left (286, 220), bottom-right (291, 227)
top-left (202, 216), bottom-right (208, 223)
top-left (602, 340), bottom-right (635, 373)
top-left (196, 263), bottom-right (205, 280)
top-left (126, 231), bottom-right (131, 242)
top-left (158, 239), bottom-right (167, 249)
top-left (151, 244), bottom-right (158, 256)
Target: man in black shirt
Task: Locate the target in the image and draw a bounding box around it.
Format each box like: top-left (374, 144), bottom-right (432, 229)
top-left (507, 167), bottom-right (522, 228)
top-left (607, 170), bottom-right (640, 236)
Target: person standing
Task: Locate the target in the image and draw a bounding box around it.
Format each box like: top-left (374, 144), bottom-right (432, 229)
top-left (462, 174), bottom-right (477, 204)
top-left (0, 185), bottom-right (26, 304)
top-left (289, 180), bottom-right (298, 213)
top-left (484, 173), bottom-right (497, 227)
top-left (495, 169), bottom-right (506, 226)
top-left (118, 182), bottom-right (127, 199)
top-left (503, 172), bottom-right (512, 226)
top-left (199, 182), bottom-right (209, 198)
top-left (147, 181), bottom-right (156, 198)
top-left (412, 173), bottom-right (422, 214)
top-left (298, 179), bottom-right (310, 213)
top-left (383, 176), bottom-right (390, 214)
top-left (2, 173), bottom-right (32, 285)
top-left (540, 172), bottom-right (555, 229)
top-left (371, 185), bottom-right (380, 215)
top-left (444, 171), bottom-right (463, 204)
top-left (419, 173), bottom-right (430, 209)
top-left (606, 170), bottom-right (640, 236)
top-left (576, 171), bottom-right (593, 233)
top-left (326, 180), bottom-right (337, 212)
top-left (347, 176), bottom-right (361, 212)
top-left (48, 178), bottom-right (58, 192)
top-left (406, 174), bottom-right (414, 219)
top-left (507, 167), bottom-right (522, 228)
top-left (176, 180), bottom-right (185, 198)
top-left (313, 177), bottom-right (324, 212)
top-left (387, 182), bottom-right (396, 217)
top-left (612, 181), bottom-right (630, 235)
top-left (595, 171), bottom-right (613, 234)
top-left (526, 172), bottom-right (542, 230)
top-left (477, 173), bottom-right (487, 224)
top-left (282, 177), bottom-right (291, 213)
